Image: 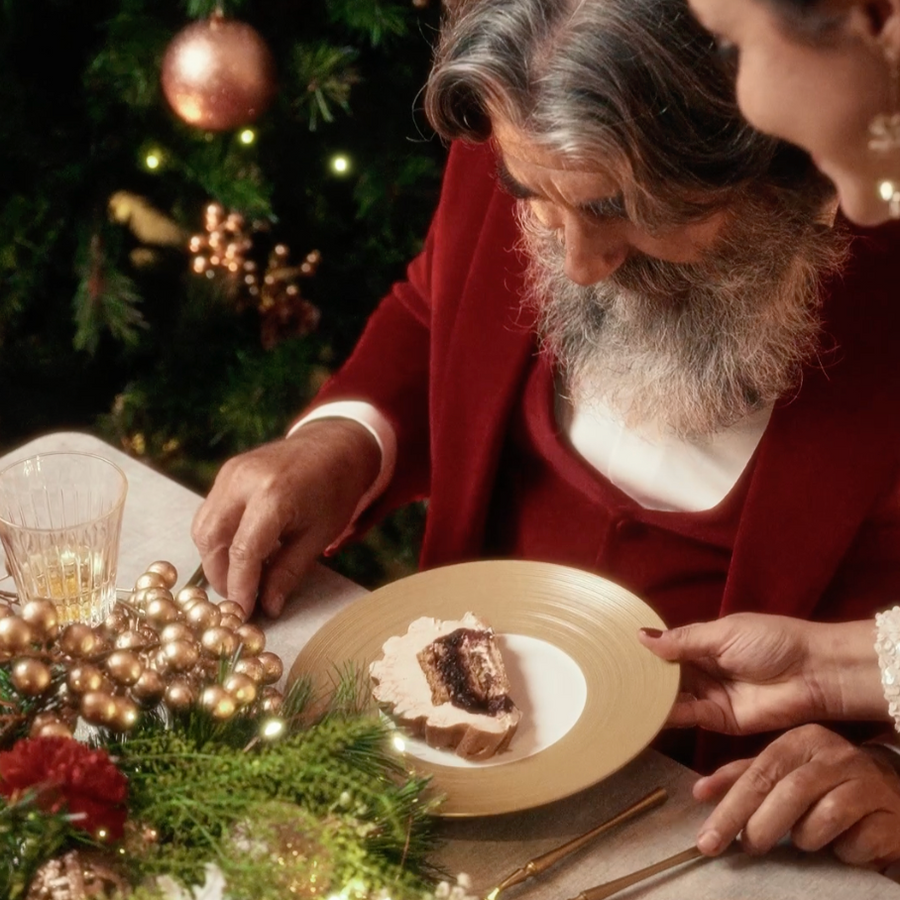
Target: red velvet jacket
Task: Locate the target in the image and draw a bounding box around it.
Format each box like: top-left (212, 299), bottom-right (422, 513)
top-left (315, 141), bottom-right (900, 765)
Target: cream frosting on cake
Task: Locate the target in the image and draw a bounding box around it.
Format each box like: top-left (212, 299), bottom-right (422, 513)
top-left (369, 613), bottom-right (521, 760)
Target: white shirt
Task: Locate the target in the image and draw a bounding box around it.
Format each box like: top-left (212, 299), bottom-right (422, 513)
top-left (292, 393), bottom-right (771, 517)
top-left (560, 394), bottom-right (772, 512)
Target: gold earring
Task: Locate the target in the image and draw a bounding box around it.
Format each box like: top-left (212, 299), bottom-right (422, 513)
top-left (877, 179), bottom-right (900, 218)
top-left (870, 44), bottom-right (900, 217)
top-left (870, 43), bottom-right (900, 151)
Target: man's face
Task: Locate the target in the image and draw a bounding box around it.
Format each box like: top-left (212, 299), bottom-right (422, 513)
top-left (491, 117), bottom-right (843, 438)
top-left (491, 118), bottom-right (729, 286)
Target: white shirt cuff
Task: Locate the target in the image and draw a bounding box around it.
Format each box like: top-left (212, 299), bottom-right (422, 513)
top-left (288, 401), bottom-right (397, 549)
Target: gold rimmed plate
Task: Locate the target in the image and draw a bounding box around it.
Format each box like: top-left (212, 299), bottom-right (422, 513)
top-left (289, 559), bottom-right (678, 817)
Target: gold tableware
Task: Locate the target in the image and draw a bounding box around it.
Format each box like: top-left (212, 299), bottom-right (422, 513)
top-left (568, 845), bottom-right (706, 900)
top-left (484, 786), bottom-right (668, 900)
top-left (290, 559), bottom-right (679, 816)
top-left (185, 562), bottom-right (209, 588)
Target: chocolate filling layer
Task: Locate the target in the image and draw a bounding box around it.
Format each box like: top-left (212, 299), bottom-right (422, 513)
top-left (417, 627), bottom-right (514, 715)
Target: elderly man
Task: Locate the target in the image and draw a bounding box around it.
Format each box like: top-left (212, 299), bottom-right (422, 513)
top-left (193, 0), bottom-right (900, 773)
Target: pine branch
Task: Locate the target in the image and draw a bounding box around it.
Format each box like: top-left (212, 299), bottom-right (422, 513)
top-left (179, 141), bottom-right (273, 218)
top-left (327, 0), bottom-right (410, 46)
top-left (73, 232), bottom-right (148, 355)
top-left (114, 713), bottom-right (440, 889)
top-left (86, 10), bottom-right (171, 111)
top-left (289, 43), bottom-right (359, 130)
top-left (187, 0), bottom-right (249, 17)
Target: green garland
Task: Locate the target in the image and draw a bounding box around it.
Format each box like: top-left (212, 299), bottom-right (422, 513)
top-left (0, 672), bottom-right (446, 899)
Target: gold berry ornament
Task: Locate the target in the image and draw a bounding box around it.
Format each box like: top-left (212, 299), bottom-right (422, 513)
top-left (131, 669), bottom-right (166, 706)
top-left (218, 600), bottom-right (246, 621)
top-left (67, 663), bottom-right (106, 695)
top-left (59, 623), bottom-right (100, 658)
top-left (162, 638), bottom-right (200, 672)
top-left (105, 650), bottom-right (144, 687)
top-left (0, 615), bottom-right (33, 654)
top-left (235, 623), bottom-right (266, 656)
top-left (161, 11), bottom-right (276, 131)
top-left (200, 684), bottom-right (237, 720)
top-left (11, 658), bottom-right (52, 696)
top-left (258, 651), bottom-right (284, 685)
top-left (0, 559), bottom-right (287, 737)
top-left (224, 672), bottom-right (258, 707)
top-left (80, 690), bottom-right (118, 727)
top-left (146, 559), bottom-right (178, 588)
top-left (20, 599), bottom-right (59, 642)
top-left (165, 680), bottom-right (195, 712)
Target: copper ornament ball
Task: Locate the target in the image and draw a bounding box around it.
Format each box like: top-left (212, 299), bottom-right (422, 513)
top-left (81, 691), bottom-right (118, 726)
top-left (161, 14), bottom-right (276, 131)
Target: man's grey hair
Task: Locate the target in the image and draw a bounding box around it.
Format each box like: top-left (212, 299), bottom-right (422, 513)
top-left (425, 0), bottom-right (835, 228)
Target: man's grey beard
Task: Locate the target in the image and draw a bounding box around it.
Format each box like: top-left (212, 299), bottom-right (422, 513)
top-left (519, 202), bottom-right (847, 440)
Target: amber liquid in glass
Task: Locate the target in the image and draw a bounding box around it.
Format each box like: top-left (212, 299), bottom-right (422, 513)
top-left (19, 545), bottom-right (113, 625)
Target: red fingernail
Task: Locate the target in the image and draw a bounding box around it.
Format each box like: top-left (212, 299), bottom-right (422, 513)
top-left (640, 627), bottom-right (663, 639)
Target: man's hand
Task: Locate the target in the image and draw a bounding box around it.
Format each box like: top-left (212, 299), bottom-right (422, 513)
top-left (693, 724), bottom-right (900, 868)
top-left (638, 614), bottom-right (884, 734)
top-left (191, 419), bottom-right (381, 618)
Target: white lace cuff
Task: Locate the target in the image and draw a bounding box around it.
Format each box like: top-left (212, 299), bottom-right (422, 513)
top-left (875, 606), bottom-right (900, 734)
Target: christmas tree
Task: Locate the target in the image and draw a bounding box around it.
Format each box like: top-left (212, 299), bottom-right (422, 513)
top-left (0, 0), bottom-right (445, 584)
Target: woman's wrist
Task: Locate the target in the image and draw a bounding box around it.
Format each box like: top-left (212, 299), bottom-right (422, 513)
top-left (813, 620), bottom-right (892, 722)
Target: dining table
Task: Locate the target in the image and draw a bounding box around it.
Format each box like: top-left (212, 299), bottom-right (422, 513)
top-left (1, 430), bottom-right (899, 900)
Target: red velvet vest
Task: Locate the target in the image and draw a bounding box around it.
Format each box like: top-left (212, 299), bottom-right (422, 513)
top-left (484, 353), bottom-right (747, 630)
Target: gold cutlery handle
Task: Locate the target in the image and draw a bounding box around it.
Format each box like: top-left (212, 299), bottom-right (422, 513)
top-left (490, 787), bottom-right (668, 896)
top-left (572, 845), bottom-right (705, 900)
top-left (185, 562), bottom-right (209, 589)
top-left (530, 787), bottom-right (668, 873)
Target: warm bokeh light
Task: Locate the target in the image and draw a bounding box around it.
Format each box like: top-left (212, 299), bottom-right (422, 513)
top-left (330, 153), bottom-right (351, 175)
top-left (261, 717), bottom-right (285, 739)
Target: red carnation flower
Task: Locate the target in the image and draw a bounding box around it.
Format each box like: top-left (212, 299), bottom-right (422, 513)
top-left (0, 735), bottom-right (128, 841)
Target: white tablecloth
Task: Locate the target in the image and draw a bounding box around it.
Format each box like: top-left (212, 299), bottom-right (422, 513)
top-left (2, 431), bottom-right (898, 900)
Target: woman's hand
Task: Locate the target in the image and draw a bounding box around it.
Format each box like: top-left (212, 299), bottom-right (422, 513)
top-left (638, 614), bottom-right (886, 734)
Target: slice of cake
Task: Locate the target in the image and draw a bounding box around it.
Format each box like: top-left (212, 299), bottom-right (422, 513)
top-left (369, 613), bottom-right (521, 760)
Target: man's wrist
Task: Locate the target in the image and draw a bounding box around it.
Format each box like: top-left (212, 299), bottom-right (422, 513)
top-left (286, 418), bottom-right (381, 493)
top-left (286, 404), bottom-right (398, 550)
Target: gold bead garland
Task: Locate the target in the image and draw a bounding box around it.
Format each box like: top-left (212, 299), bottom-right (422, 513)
top-left (0, 560), bottom-right (284, 742)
